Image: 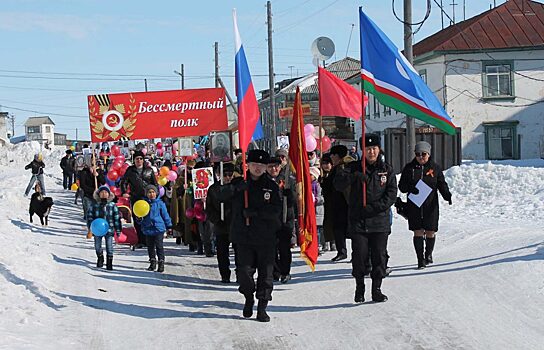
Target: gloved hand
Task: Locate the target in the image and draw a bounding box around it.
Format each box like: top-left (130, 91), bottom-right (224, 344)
top-left (448, 199), bottom-right (452, 205)
top-left (444, 193), bottom-right (452, 205)
top-left (410, 186), bottom-right (419, 195)
top-left (243, 208), bottom-right (258, 218)
top-left (360, 173), bottom-right (369, 183)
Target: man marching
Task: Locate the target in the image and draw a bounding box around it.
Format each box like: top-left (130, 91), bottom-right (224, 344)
top-left (334, 133), bottom-right (397, 303)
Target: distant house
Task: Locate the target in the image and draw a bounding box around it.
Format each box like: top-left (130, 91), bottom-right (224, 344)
top-left (350, 0), bottom-right (544, 160)
top-left (24, 116), bottom-right (55, 148)
top-left (54, 132), bottom-right (67, 146)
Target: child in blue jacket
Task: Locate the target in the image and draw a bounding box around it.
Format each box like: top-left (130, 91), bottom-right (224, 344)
top-left (141, 185), bottom-right (172, 272)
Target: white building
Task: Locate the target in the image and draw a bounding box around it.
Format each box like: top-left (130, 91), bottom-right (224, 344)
top-left (352, 0), bottom-right (544, 160)
top-left (24, 116), bottom-right (55, 147)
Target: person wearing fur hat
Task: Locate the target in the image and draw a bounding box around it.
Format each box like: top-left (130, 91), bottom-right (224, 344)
top-left (266, 156), bottom-right (296, 284)
top-left (334, 133), bottom-right (397, 303)
top-left (216, 149), bottom-right (281, 322)
top-left (206, 162), bottom-right (237, 283)
top-left (399, 141), bottom-right (452, 269)
top-left (120, 149), bottom-right (158, 248)
top-left (86, 185), bottom-right (122, 270)
top-left (320, 144), bottom-right (351, 262)
top-left (24, 153), bottom-right (46, 196)
top-left (140, 184), bottom-right (172, 273)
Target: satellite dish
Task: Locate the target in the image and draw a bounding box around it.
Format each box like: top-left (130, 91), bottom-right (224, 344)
top-left (311, 37), bottom-right (335, 61)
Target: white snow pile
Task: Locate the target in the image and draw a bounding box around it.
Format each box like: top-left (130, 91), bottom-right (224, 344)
top-left (0, 143), bottom-right (542, 349)
top-left (444, 159), bottom-right (544, 221)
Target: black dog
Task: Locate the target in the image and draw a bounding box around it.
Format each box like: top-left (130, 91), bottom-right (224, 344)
top-left (29, 193), bottom-right (54, 226)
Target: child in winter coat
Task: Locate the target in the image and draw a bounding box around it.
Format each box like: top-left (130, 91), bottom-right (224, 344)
top-left (141, 184), bottom-right (172, 272)
top-left (87, 185), bottom-right (122, 270)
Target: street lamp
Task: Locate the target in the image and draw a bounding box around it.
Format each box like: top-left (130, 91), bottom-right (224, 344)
top-left (173, 64), bottom-right (184, 89)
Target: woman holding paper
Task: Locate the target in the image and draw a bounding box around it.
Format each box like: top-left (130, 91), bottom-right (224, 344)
top-left (399, 141), bottom-right (452, 269)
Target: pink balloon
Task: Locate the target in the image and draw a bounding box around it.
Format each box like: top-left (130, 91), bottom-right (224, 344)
top-left (167, 170), bottom-right (178, 181)
top-left (304, 124), bottom-right (315, 136)
top-left (195, 211), bottom-right (206, 222)
top-left (172, 143), bottom-right (178, 151)
top-left (108, 170), bottom-right (119, 181)
top-left (115, 232), bottom-right (128, 243)
top-left (185, 208), bottom-right (195, 218)
top-left (316, 135), bottom-right (332, 152)
top-left (141, 148), bottom-right (148, 155)
top-left (111, 145), bottom-right (121, 157)
top-left (159, 185), bottom-right (165, 198)
top-left (194, 200), bottom-right (204, 211)
top-left (305, 135), bottom-right (317, 152)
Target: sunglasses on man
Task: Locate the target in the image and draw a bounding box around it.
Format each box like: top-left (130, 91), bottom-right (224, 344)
top-left (415, 152), bottom-right (429, 157)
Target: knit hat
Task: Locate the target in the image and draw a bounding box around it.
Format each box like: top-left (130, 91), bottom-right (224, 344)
top-left (247, 149), bottom-right (270, 165)
top-left (145, 184), bottom-right (158, 195)
top-left (309, 166), bottom-right (320, 180)
top-left (98, 185), bottom-right (110, 194)
top-left (275, 148), bottom-right (288, 158)
top-left (415, 141), bottom-right (431, 155)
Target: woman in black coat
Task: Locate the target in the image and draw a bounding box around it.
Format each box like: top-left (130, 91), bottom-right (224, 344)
top-left (398, 141), bottom-right (452, 269)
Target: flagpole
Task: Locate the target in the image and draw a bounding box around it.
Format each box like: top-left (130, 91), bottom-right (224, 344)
top-left (359, 7), bottom-right (367, 207)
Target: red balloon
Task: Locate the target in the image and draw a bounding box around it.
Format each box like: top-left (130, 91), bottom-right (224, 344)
top-left (112, 160), bottom-right (123, 170)
top-left (119, 163), bottom-right (129, 176)
top-left (108, 170), bottom-right (119, 181)
top-left (316, 135), bottom-right (332, 152)
top-left (111, 145), bottom-right (121, 157)
top-left (185, 208), bottom-right (195, 218)
top-left (156, 142), bottom-right (163, 149)
top-left (195, 211), bottom-right (206, 222)
top-left (194, 200), bottom-right (204, 211)
top-left (115, 155), bottom-right (125, 162)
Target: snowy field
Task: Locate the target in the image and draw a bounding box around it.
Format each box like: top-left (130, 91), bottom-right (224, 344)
top-left (0, 142), bottom-right (543, 350)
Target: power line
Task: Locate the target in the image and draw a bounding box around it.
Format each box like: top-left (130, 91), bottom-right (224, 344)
top-left (0, 104), bottom-right (87, 118)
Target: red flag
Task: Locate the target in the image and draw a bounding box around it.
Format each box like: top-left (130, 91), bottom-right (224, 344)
top-left (318, 66), bottom-right (368, 119)
top-left (289, 87), bottom-right (318, 270)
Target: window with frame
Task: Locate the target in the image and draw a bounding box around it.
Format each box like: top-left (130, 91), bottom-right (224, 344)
top-left (27, 126), bottom-right (40, 134)
top-left (364, 92), bottom-right (370, 117)
top-left (372, 95), bottom-right (380, 118)
top-left (383, 104), bottom-right (391, 116)
top-left (419, 69), bottom-right (427, 84)
top-left (484, 122), bottom-right (518, 160)
top-left (45, 126), bottom-right (51, 133)
top-left (483, 62), bottom-right (513, 98)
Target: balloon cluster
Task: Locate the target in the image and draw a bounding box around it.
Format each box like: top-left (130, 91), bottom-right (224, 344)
top-left (158, 166), bottom-right (177, 187)
top-left (304, 124), bottom-right (332, 152)
top-left (185, 200), bottom-right (206, 222)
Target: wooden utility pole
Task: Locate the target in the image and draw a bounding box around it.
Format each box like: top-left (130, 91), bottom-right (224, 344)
top-left (214, 42), bottom-right (220, 88)
top-left (404, 0), bottom-right (416, 162)
top-left (267, 1), bottom-right (277, 151)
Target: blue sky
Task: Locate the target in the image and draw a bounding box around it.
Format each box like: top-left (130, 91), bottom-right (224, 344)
top-left (0, 0), bottom-right (499, 140)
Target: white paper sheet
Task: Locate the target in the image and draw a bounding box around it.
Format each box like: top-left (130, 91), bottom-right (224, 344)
top-left (408, 179), bottom-right (432, 208)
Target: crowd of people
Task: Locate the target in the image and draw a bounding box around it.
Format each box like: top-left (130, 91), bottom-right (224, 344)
top-left (24, 135), bottom-right (452, 322)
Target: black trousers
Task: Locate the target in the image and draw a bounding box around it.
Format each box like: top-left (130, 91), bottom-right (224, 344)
top-left (146, 234), bottom-right (165, 262)
top-left (236, 244), bottom-right (275, 301)
top-left (132, 211), bottom-right (147, 246)
top-left (351, 232), bottom-right (389, 283)
top-left (274, 229), bottom-right (293, 276)
top-left (62, 172), bottom-right (73, 190)
top-left (216, 234), bottom-right (231, 279)
top-left (333, 224), bottom-right (348, 255)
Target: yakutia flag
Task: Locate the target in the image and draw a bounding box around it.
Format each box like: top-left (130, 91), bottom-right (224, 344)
top-left (233, 9), bottom-right (262, 151)
top-left (359, 8), bottom-right (456, 135)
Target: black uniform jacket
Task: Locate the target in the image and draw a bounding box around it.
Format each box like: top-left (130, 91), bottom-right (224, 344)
top-left (398, 158), bottom-right (451, 231)
top-left (333, 158), bottom-right (397, 235)
top-left (217, 174), bottom-right (282, 246)
top-left (121, 165), bottom-right (158, 202)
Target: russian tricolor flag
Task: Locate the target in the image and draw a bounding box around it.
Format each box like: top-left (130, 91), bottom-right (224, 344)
top-left (233, 9), bottom-right (263, 152)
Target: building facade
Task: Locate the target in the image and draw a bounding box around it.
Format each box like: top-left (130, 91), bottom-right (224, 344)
top-left (24, 116), bottom-right (55, 147)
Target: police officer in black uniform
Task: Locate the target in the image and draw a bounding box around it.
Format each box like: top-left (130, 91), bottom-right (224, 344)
top-left (220, 150), bottom-right (281, 322)
top-left (334, 134), bottom-right (397, 303)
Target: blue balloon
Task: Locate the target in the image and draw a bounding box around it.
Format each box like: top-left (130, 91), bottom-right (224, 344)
top-left (106, 178), bottom-right (116, 186)
top-left (90, 218), bottom-right (109, 237)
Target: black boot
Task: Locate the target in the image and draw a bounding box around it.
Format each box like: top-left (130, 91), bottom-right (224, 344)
top-left (106, 256), bottom-right (113, 271)
top-left (413, 236), bottom-right (426, 269)
top-left (256, 299), bottom-right (270, 322)
top-left (204, 243), bottom-right (214, 257)
top-left (147, 259), bottom-right (156, 271)
top-left (425, 237), bottom-right (435, 265)
top-left (96, 254), bottom-right (104, 268)
top-left (157, 261), bottom-right (164, 273)
top-left (188, 243), bottom-right (196, 252)
top-left (371, 279), bottom-right (388, 302)
top-left (243, 295), bottom-right (254, 318)
top-left (331, 248), bottom-right (347, 262)
top-left (354, 280), bottom-right (365, 303)
top-left (197, 241), bottom-right (204, 255)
